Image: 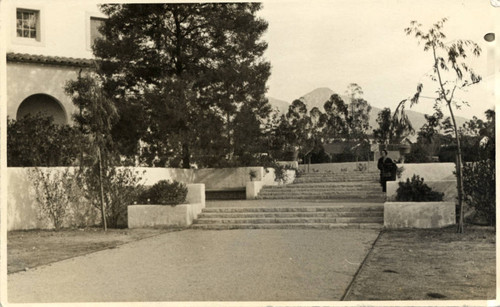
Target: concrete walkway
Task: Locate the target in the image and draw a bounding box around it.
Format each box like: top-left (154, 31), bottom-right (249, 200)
top-left (8, 228), bottom-right (380, 303)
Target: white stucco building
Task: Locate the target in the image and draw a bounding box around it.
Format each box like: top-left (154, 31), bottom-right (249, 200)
top-left (5, 0), bottom-right (105, 125)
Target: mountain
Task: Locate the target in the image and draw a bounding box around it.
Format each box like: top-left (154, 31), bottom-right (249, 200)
top-left (268, 87), bottom-right (470, 141)
top-left (300, 87), bottom-right (336, 110)
top-left (267, 97), bottom-right (290, 114)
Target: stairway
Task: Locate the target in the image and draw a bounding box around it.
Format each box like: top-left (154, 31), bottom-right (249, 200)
top-left (191, 204), bottom-right (384, 230)
top-left (257, 171), bottom-right (385, 201)
top-left (191, 169), bottom-right (386, 230)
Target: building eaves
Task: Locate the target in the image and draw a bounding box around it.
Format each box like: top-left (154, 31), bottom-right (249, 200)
top-left (6, 52), bottom-right (94, 68)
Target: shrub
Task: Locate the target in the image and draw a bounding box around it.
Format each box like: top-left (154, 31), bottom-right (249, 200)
top-left (8, 115), bottom-right (85, 167)
top-left (249, 170), bottom-right (257, 181)
top-left (77, 166), bottom-right (144, 228)
top-left (396, 175), bottom-right (444, 202)
top-left (272, 163), bottom-right (297, 183)
top-left (273, 163), bottom-right (288, 183)
top-left (28, 168), bottom-right (79, 230)
top-left (105, 168), bottom-right (144, 228)
top-left (462, 160), bottom-right (495, 226)
top-left (138, 180), bottom-right (187, 205)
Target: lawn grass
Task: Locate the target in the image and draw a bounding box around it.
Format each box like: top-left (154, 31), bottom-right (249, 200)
top-left (7, 227), bottom-right (183, 274)
top-left (345, 225), bottom-right (496, 301)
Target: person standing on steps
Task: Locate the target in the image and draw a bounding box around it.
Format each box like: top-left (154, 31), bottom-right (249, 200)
top-left (377, 149), bottom-right (396, 192)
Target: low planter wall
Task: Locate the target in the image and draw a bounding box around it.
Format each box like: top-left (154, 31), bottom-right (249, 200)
top-left (128, 203), bottom-right (204, 228)
top-left (384, 201), bottom-right (455, 229)
top-left (246, 181), bottom-right (264, 199)
top-left (128, 183), bottom-right (205, 228)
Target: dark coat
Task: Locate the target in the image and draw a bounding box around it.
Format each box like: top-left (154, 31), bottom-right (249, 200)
top-left (377, 157), bottom-right (397, 181)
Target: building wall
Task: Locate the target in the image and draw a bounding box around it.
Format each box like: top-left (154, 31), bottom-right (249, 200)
top-left (6, 0), bottom-right (103, 58)
top-left (7, 62), bottom-right (85, 122)
top-left (6, 1), bottom-right (103, 123)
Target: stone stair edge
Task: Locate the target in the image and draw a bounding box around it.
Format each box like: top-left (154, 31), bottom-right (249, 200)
top-left (190, 223), bottom-right (383, 229)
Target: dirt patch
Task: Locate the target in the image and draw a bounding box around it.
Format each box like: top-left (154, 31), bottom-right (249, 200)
top-left (7, 227), bottom-right (183, 274)
top-left (345, 226), bottom-right (496, 300)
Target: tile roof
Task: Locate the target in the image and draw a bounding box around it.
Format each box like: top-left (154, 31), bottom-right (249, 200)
top-left (6, 52), bottom-right (94, 67)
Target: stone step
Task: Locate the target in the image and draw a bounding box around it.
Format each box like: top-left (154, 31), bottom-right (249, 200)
top-left (257, 193), bottom-right (386, 199)
top-left (194, 216), bottom-right (384, 224)
top-left (191, 223), bottom-right (383, 230)
top-left (198, 211), bottom-right (383, 218)
top-left (261, 184), bottom-right (382, 191)
top-left (298, 171), bottom-right (379, 175)
top-left (259, 189), bottom-right (384, 198)
top-left (296, 174), bottom-right (378, 178)
top-left (267, 181), bottom-right (381, 188)
top-left (202, 206), bottom-right (384, 213)
top-left (293, 178), bottom-right (379, 183)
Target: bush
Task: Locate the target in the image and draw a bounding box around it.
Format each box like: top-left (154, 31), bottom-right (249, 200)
top-left (28, 168), bottom-right (79, 230)
top-left (404, 143), bottom-right (432, 163)
top-left (138, 180), bottom-right (187, 205)
top-left (462, 160), bottom-right (495, 226)
top-left (396, 175), bottom-right (444, 202)
top-left (105, 168), bottom-right (144, 228)
top-left (8, 115), bottom-right (85, 167)
top-left (77, 166), bottom-right (144, 228)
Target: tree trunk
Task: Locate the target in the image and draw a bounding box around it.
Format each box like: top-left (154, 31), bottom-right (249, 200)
top-left (447, 103), bottom-right (464, 233)
top-left (97, 147), bottom-right (107, 231)
top-left (182, 143), bottom-right (190, 169)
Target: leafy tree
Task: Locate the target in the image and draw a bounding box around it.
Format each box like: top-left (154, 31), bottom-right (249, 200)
top-left (345, 83), bottom-right (372, 141)
top-left (284, 99), bottom-right (312, 160)
top-left (65, 72), bottom-right (119, 231)
top-left (304, 106), bottom-right (328, 162)
top-left (416, 109), bottom-right (451, 158)
top-left (373, 108), bottom-right (392, 144)
top-left (461, 109), bottom-right (495, 225)
top-left (231, 104), bottom-right (268, 166)
top-left (405, 18), bottom-right (482, 233)
top-left (463, 159), bottom-right (495, 226)
top-left (372, 106), bottom-right (414, 145)
top-left (460, 109), bottom-right (495, 161)
top-left (93, 3), bottom-right (271, 168)
top-left (404, 143), bottom-right (433, 163)
top-left (323, 94), bottom-right (349, 140)
top-left (7, 115), bottom-right (84, 167)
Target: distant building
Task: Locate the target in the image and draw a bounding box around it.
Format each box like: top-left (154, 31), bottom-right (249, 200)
top-left (6, 1), bottom-right (105, 125)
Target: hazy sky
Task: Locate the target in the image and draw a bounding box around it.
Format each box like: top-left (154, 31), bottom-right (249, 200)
top-left (258, 0), bottom-right (497, 119)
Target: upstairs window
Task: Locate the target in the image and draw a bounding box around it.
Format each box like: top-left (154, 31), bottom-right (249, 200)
top-left (16, 9), bottom-right (40, 40)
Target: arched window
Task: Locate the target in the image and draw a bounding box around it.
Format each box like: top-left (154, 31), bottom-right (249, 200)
top-left (16, 94), bottom-right (67, 125)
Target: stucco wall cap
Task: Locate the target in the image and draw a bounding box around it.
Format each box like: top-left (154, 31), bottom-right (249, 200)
top-left (7, 52), bottom-right (94, 68)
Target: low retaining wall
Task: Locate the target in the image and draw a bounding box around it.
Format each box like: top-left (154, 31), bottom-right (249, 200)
top-left (7, 166), bottom-right (206, 231)
top-left (384, 201), bottom-right (455, 229)
top-left (128, 184), bottom-right (205, 228)
top-left (7, 167), bottom-right (99, 231)
top-left (7, 165), bottom-right (293, 229)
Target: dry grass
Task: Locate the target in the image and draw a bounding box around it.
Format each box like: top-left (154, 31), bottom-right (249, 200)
top-left (346, 225), bottom-right (496, 301)
top-left (7, 227), bottom-right (183, 274)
